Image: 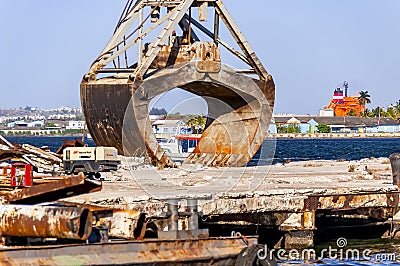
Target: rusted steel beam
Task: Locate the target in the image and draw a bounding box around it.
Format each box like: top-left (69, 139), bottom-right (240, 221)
top-left (133, 0), bottom-right (195, 80)
top-left (279, 211), bottom-right (316, 231)
top-left (54, 202), bottom-right (147, 240)
top-left (0, 173), bottom-right (101, 204)
top-left (96, 210), bottom-right (146, 240)
top-left (303, 192), bottom-right (400, 211)
top-left (184, 13), bottom-right (250, 65)
top-left (0, 236), bottom-right (257, 265)
top-left (0, 205), bottom-right (92, 240)
top-left (214, 0), bottom-right (270, 80)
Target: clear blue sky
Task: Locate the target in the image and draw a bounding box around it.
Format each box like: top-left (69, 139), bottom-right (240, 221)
top-left (1, 0), bottom-right (399, 114)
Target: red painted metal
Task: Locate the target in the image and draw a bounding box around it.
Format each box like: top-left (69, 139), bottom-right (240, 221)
top-left (24, 164), bottom-right (32, 187)
top-left (175, 135), bottom-right (202, 141)
top-left (9, 163), bottom-right (32, 187)
top-left (10, 165), bottom-right (16, 186)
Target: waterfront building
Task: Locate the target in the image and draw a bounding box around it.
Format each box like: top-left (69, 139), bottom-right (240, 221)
top-left (152, 119), bottom-right (187, 135)
top-left (267, 118), bottom-right (277, 134)
top-left (321, 87), bottom-right (364, 117)
top-left (272, 115), bottom-right (400, 133)
top-left (6, 120), bottom-right (44, 128)
top-left (319, 108), bottom-right (334, 117)
top-left (66, 121), bottom-right (85, 130)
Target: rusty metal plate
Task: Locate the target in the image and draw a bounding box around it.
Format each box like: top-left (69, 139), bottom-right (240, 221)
top-left (0, 205), bottom-right (92, 240)
top-left (304, 192), bottom-right (400, 211)
top-left (0, 174), bottom-right (101, 204)
top-left (81, 60), bottom-right (274, 168)
top-left (0, 236), bottom-right (258, 265)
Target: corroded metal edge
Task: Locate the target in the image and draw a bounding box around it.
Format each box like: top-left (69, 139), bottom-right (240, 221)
top-left (0, 236), bottom-right (258, 265)
top-left (81, 61), bottom-right (275, 167)
top-left (0, 174), bottom-right (101, 204)
top-left (0, 205), bottom-right (92, 240)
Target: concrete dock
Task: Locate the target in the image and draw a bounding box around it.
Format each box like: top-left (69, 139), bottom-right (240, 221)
top-left (68, 157), bottom-right (400, 248)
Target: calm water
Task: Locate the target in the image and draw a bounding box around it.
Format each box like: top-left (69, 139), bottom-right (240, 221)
top-left (4, 136), bottom-right (400, 265)
top-left (5, 136), bottom-right (400, 162)
top-left (248, 138), bottom-right (400, 167)
top-left (5, 136), bottom-right (96, 152)
top-left (273, 138), bottom-right (400, 162)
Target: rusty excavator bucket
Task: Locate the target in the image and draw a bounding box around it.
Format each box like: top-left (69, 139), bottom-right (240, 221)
top-left (81, 0), bottom-right (275, 167)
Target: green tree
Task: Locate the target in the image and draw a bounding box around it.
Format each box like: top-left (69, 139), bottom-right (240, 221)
top-left (277, 125), bottom-right (300, 133)
top-left (394, 100), bottom-right (400, 121)
top-left (362, 108), bottom-right (373, 118)
top-left (185, 115), bottom-right (196, 133)
top-left (347, 109), bottom-right (357, 116)
top-left (185, 115), bottom-right (206, 134)
top-left (195, 115), bottom-right (206, 133)
top-left (277, 124), bottom-right (287, 133)
top-left (385, 106), bottom-right (396, 119)
top-left (317, 124), bottom-right (330, 133)
top-left (45, 122), bottom-right (56, 128)
top-left (372, 106), bottom-right (384, 118)
top-left (358, 91), bottom-right (371, 115)
top-left (287, 125), bottom-right (300, 133)
top-left (395, 100), bottom-right (400, 112)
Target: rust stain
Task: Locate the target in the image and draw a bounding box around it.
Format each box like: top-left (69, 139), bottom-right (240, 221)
top-left (81, 35), bottom-right (274, 168)
top-left (0, 173), bottom-right (101, 204)
top-left (0, 205), bottom-right (92, 240)
top-left (305, 192), bottom-right (400, 211)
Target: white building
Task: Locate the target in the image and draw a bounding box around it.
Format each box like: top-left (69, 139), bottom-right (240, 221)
top-left (152, 119), bottom-right (186, 135)
top-left (7, 120), bottom-right (44, 128)
top-left (48, 114), bottom-right (77, 120)
top-left (149, 115), bottom-right (164, 121)
top-left (319, 108), bottom-right (335, 117)
top-left (66, 121), bottom-right (85, 130)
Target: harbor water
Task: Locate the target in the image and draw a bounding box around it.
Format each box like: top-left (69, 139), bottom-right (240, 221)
top-left (6, 136), bottom-right (400, 163)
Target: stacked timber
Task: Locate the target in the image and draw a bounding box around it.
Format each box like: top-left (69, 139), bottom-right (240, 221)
top-left (0, 135), bottom-right (62, 174)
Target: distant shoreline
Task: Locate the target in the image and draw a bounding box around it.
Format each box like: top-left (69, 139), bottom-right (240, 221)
top-left (267, 132), bottom-right (400, 139)
top-left (3, 134), bottom-right (85, 138)
top-left (4, 132), bottom-right (400, 139)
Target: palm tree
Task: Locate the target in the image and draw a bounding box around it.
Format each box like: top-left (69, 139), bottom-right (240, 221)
top-left (358, 91), bottom-right (371, 115)
top-left (185, 115), bottom-right (196, 133)
top-left (386, 106), bottom-right (396, 119)
top-left (362, 108), bottom-right (373, 118)
top-left (185, 115), bottom-right (207, 134)
top-left (395, 100), bottom-right (400, 111)
top-left (195, 115), bottom-right (206, 133)
top-left (372, 106), bottom-right (384, 118)
top-left (393, 100), bottom-right (400, 121)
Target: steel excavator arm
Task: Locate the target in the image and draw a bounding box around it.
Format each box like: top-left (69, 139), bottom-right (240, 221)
top-left (81, 0), bottom-right (275, 167)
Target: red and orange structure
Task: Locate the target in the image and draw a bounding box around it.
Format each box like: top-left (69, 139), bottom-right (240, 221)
top-left (325, 87), bottom-right (363, 116)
